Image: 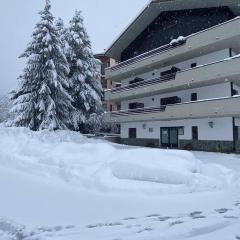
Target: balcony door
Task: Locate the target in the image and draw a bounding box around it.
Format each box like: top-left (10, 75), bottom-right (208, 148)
top-left (160, 127), bottom-right (179, 148)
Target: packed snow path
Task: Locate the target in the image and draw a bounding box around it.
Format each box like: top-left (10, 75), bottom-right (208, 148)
top-left (0, 127), bottom-right (240, 239)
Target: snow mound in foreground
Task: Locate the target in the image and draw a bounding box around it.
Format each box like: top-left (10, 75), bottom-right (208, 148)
top-left (0, 127), bottom-right (238, 194)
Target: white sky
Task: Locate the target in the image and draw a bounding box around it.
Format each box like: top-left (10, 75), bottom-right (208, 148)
top-left (0, 0), bottom-right (148, 95)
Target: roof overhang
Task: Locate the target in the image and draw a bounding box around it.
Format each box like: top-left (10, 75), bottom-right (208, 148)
top-left (105, 0), bottom-right (240, 60)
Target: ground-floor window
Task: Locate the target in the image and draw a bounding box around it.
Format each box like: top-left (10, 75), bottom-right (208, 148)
top-left (234, 126), bottom-right (240, 141)
top-left (129, 128), bottom-right (137, 139)
top-left (192, 126), bottom-right (198, 140)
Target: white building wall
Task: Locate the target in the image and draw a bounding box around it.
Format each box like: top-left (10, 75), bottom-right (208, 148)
top-left (233, 84), bottom-right (240, 95)
top-left (121, 117), bottom-right (233, 141)
top-left (121, 82), bottom-right (231, 110)
top-left (121, 49), bottom-right (230, 86)
top-left (118, 49), bottom-right (234, 143)
top-left (235, 118), bottom-right (240, 126)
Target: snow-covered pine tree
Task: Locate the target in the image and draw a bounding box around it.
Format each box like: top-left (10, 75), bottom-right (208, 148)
top-left (55, 18), bottom-right (69, 55)
top-left (67, 10), bottom-right (103, 131)
top-left (9, 0), bottom-right (74, 131)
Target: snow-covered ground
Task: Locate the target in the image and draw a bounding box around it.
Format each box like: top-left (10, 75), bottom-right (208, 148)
top-left (0, 127), bottom-right (240, 239)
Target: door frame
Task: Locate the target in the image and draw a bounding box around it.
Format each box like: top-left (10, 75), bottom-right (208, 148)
top-left (160, 127), bottom-right (179, 148)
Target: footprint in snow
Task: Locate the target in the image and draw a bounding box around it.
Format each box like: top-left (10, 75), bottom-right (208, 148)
top-left (155, 216), bottom-right (172, 222)
top-left (123, 217), bottom-right (137, 221)
top-left (137, 227), bottom-right (154, 233)
top-left (65, 225), bottom-right (75, 229)
top-left (215, 208), bottom-right (230, 214)
top-left (86, 222), bottom-right (123, 229)
top-left (235, 202), bottom-right (240, 207)
top-left (169, 220), bottom-right (184, 227)
top-left (145, 214), bottom-right (160, 218)
top-left (190, 211), bottom-right (206, 219)
top-left (224, 215), bottom-right (239, 219)
top-left (236, 235), bottom-right (240, 240)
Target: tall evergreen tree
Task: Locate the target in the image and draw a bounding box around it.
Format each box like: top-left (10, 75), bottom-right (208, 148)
top-left (67, 11), bottom-right (103, 130)
top-left (9, 0), bottom-right (74, 131)
top-left (55, 17), bottom-right (69, 55)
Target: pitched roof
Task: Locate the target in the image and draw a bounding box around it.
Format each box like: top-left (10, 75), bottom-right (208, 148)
top-left (105, 0), bottom-right (240, 60)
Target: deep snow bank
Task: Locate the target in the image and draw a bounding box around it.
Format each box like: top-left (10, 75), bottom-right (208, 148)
top-left (0, 127), bottom-right (238, 194)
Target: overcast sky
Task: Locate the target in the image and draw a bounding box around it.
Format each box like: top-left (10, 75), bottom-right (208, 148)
top-left (0, 0), bottom-right (148, 95)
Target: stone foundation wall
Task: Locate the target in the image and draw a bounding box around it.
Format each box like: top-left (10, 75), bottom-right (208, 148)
top-left (120, 138), bottom-right (238, 153)
top-left (235, 140), bottom-right (240, 153)
top-left (120, 138), bottom-right (159, 148)
top-left (179, 140), bottom-right (234, 153)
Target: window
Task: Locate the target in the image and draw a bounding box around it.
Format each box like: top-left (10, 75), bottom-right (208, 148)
top-left (231, 83), bottom-right (238, 96)
top-left (129, 77), bottom-right (144, 85)
top-left (192, 126), bottom-right (198, 140)
top-left (129, 102), bottom-right (144, 109)
top-left (109, 104), bottom-right (113, 112)
top-left (161, 96), bottom-right (181, 106)
top-left (149, 128), bottom-right (154, 133)
top-left (101, 62), bottom-right (109, 75)
top-left (191, 93), bottom-right (198, 101)
top-left (178, 127), bottom-right (184, 135)
top-left (161, 66), bottom-right (180, 77)
top-left (115, 83), bottom-right (121, 88)
top-left (117, 104), bottom-right (121, 111)
top-left (191, 63), bottom-right (197, 68)
top-left (129, 128), bottom-right (137, 139)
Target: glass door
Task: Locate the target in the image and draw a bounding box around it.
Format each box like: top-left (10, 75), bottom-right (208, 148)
top-left (161, 127), bottom-right (179, 148)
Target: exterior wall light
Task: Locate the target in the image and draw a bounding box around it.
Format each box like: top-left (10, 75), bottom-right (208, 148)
top-left (208, 121), bottom-right (214, 128)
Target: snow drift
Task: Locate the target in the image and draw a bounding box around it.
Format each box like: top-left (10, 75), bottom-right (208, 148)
top-left (0, 127), bottom-right (239, 194)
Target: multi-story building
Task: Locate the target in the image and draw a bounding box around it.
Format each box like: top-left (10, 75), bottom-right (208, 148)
top-left (104, 0), bottom-right (240, 153)
top-left (94, 53), bottom-right (120, 112)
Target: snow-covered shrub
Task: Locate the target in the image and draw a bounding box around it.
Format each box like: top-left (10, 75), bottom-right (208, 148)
top-left (85, 113), bottom-right (119, 133)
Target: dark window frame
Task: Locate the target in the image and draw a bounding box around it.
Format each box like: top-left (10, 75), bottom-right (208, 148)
top-left (191, 93), bottom-right (198, 101)
top-left (192, 126), bottom-right (199, 140)
top-left (129, 128), bottom-right (137, 139)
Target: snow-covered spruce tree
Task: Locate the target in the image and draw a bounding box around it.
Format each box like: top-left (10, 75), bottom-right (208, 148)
top-left (9, 0), bottom-right (74, 131)
top-left (55, 17), bottom-right (69, 55)
top-left (67, 10), bottom-right (103, 131)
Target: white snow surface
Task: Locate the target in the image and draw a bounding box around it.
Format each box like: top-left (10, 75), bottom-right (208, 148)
top-left (0, 127), bottom-right (238, 194)
top-left (0, 127), bottom-right (240, 239)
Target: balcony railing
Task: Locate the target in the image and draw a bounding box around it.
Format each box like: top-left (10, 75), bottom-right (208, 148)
top-left (109, 96), bottom-right (240, 117)
top-left (108, 73), bottom-right (176, 93)
top-left (108, 39), bottom-right (187, 72)
top-left (111, 106), bottom-right (167, 117)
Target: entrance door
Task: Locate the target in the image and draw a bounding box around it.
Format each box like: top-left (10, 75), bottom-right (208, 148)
top-left (161, 127), bottom-right (179, 148)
